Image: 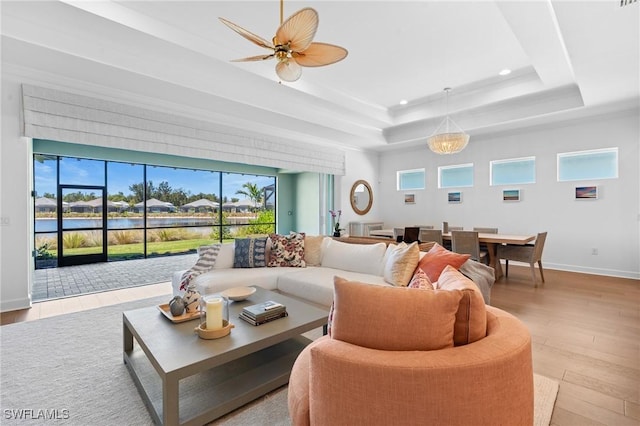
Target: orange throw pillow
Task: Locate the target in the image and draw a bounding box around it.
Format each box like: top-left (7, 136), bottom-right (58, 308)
top-left (437, 265), bottom-right (487, 345)
top-left (415, 243), bottom-right (470, 282)
top-left (331, 277), bottom-right (462, 351)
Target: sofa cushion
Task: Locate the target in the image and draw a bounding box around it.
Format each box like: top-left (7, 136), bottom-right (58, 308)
top-left (408, 268), bottom-right (434, 290)
top-left (382, 242), bottom-right (420, 286)
top-left (192, 267), bottom-right (284, 295)
top-left (304, 235), bottom-right (326, 266)
top-left (416, 243), bottom-right (471, 282)
top-left (437, 265), bottom-right (487, 346)
top-left (276, 267), bottom-right (387, 308)
top-left (320, 239), bottom-right (386, 275)
top-left (331, 277), bottom-right (462, 351)
top-left (268, 232), bottom-right (306, 267)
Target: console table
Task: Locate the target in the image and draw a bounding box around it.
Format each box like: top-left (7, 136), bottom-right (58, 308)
top-left (348, 221), bottom-right (384, 237)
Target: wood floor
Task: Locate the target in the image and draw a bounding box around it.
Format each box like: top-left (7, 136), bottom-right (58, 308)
top-left (490, 266), bottom-right (639, 426)
top-left (1, 265), bottom-right (638, 425)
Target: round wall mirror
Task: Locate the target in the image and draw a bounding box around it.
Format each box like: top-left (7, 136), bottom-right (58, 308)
top-left (350, 180), bottom-right (373, 215)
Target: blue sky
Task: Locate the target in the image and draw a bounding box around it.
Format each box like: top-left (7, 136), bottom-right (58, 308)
top-left (34, 158), bottom-right (274, 198)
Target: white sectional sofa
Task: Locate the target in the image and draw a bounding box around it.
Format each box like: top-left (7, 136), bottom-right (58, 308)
top-left (171, 237), bottom-right (495, 309)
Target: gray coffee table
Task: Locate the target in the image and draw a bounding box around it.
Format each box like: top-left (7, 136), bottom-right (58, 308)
top-left (123, 287), bottom-right (328, 426)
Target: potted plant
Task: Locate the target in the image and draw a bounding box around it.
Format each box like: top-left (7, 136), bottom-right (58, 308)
top-left (35, 242), bottom-right (57, 269)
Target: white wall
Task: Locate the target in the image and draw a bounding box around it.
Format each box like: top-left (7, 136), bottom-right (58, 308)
top-left (377, 111), bottom-right (640, 279)
top-left (336, 150), bottom-right (381, 231)
top-left (1, 75), bottom-right (34, 311)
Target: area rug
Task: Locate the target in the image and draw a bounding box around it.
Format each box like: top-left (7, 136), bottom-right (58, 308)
top-left (0, 296), bottom-right (558, 425)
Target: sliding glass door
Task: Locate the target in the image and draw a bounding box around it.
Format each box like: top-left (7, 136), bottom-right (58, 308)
top-left (57, 185), bottom-right (107, 267)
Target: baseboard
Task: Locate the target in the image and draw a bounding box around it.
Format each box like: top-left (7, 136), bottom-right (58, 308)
top-left (531, 262), bottom-right (639, 280)
top-left (0, 296), bottom-right (32, 313)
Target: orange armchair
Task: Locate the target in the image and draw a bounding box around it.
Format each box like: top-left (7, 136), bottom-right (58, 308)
top-left (288, 305), bottom-right (534, 426)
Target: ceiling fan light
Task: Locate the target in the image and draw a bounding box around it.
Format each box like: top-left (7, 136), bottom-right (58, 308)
top-left (276, 60), bottom-right (302, 82)
top-left (427, 132), bottom-right (469, 154)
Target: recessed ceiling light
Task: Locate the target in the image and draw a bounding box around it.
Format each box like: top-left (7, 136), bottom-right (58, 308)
top-left (499, 69), bottom-right (512, 76)
top-left (399, 99), bottom-right (408, 105)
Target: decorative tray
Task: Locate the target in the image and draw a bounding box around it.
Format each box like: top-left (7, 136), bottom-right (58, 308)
top-left (157, 304), bottom-right (200, 323)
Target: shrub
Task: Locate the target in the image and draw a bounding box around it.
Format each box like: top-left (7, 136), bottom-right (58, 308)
top-left (35, 236), bottom-right (57, 250)
top-left (110, 230), bottom-right (140, 245)
top-left (210, 212), bottom-right (233, 240)
top-left (63, 232), bottom-right (87, 249)
top-left (36, 242), bottom-right (54, 259)
top-left (85, 231), bottom-right (103, 247)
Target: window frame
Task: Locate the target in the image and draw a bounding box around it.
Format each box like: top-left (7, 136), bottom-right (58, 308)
top-left (438, 163), bottom-right (474, 189)
top-left (397, 168), bottom-right (425, 191)
top-left (557, 147), bottom-right (618, 182)
top-left (490, 156), bottom-right (536, 186)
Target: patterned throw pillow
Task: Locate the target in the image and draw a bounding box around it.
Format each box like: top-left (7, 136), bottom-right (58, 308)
top-left (180, 244), bottom-right (221, 290)
top-left (233, 237), bottom-right (268, 268)
top-left (408, 268), bottom-right (434, 290)
top-left (327, 301), bottom-right (335, 337)
top-left (267, 232), bottom-right (306, 267)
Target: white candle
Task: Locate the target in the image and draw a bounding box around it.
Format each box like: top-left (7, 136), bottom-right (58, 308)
top-left (206, 297), bottom-right (223, 330)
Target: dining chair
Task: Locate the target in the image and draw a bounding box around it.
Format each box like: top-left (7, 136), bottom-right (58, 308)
top-left (393, 227), bottom-right (405, 241)
top-left (473, 227), bottom-right (498, 254)
top-left (496, 232), bottom-right (548, 287)
top-left (419, 229), bottom-right (443, 245)
top-left (403, 227), bottom-right (420, 243)
top-left (473, 227), bottom-right (498, 234)
top-left (415, 225), bottom-right (434, 230)
top-left (449, 226), bottom-right (464, 231)
top-left (451, 230), bottom-right (487, 264)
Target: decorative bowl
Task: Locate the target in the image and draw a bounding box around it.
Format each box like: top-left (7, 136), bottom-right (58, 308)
top-left (194, 320), bottom-right (234, 339)
top-left (221, 286), bottom-right (256, 301)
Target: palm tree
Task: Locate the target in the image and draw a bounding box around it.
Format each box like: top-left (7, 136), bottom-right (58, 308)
top-left (235, 182), bottom-right (263, 210)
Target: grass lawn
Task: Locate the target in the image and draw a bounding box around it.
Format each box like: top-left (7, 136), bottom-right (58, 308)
top-left (47, 238), bottom-right (232, 260)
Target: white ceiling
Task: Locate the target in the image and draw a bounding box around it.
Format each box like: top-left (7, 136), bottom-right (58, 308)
top-left (2, 0), bottom-right (639, 152)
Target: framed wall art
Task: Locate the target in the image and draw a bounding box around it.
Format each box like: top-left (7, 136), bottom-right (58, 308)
top-left (448, 191), bottom-right (462, 204)
top-left (404, 193), bottom-right (415, 204)
top-left (575, 185), bottom-right (598, 200)
top-left (503, 189), bottom-right (520, 202)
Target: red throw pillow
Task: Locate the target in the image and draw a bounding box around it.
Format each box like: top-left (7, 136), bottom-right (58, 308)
top-left (415, 243), bottom-right (470, 282)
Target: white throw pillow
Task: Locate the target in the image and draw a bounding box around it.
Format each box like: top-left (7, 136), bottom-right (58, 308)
top-left (382, 242), bottom-right (420, 286)
top-left (213, 243), bottom-right (235, 269)
top-left (304, 235), bottom-right (325, 266)
top-left (320, 239), bottom-right (386, 275)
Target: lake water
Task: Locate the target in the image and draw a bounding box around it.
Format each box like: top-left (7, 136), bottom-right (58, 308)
top-left (36, 217), bottom-right (222, 232)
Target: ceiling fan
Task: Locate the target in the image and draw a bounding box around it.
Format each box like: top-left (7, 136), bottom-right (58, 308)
top-left (219, 0), bottom-right (348, 82)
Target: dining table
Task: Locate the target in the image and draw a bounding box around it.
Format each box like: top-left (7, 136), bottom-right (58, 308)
top-left (443, 232), bottom-right (535, 280)
top-left (367, 229), bottom-right (536, 280)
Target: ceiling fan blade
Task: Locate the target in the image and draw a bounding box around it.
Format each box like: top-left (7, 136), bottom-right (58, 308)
top-left (219, 17), bottom-right (274, 50)
top-left (293, 42), bottom-right (348, 67)
top-left (231, 54), bottom-right (275, 62)
top-left (275, 8), bottom-right (318, 52)
top-left (276, 59), bottom-right (302, 82)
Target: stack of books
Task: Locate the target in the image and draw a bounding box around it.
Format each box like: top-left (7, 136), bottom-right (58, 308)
top-left (239, 300), bottom-right (288, 326)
